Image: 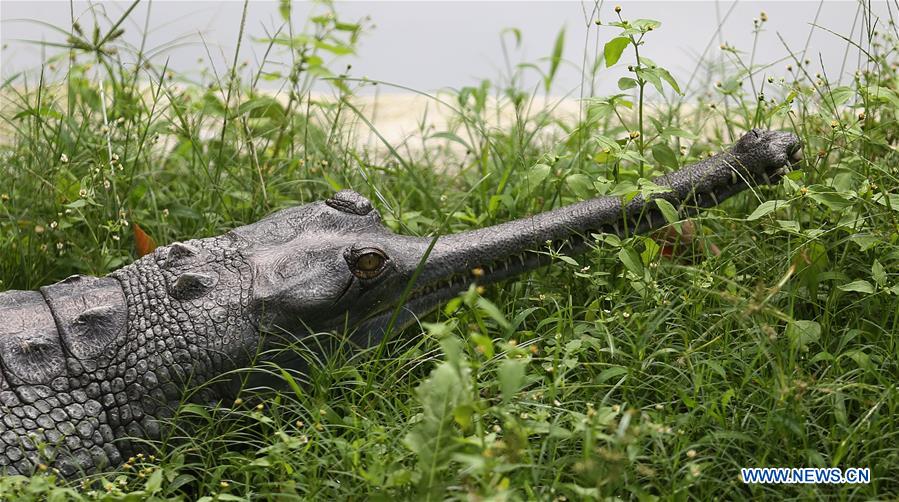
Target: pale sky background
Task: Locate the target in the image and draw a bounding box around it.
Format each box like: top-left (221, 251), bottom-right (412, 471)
top-left (0, 1), bottom-right (891, 97)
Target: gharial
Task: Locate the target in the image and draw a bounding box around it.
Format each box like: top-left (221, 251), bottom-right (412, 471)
top-left (0, 129), bottom-right (802, 477)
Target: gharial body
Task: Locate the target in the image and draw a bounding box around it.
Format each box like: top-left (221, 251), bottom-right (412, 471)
top-left (0, 129), bottom-right (801, 477)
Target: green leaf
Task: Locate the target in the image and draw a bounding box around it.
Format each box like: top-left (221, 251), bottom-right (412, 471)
top-left (545, 27), bottom-right (566, 92)
top-left (525, 163), bottom-right (552, 193)
top-left (829, 86), bottom-right (855, 106)
top-left (651, 143), bottom-right (678, 169)
top-left (216, 495), bottom-right (248, 501)
top-left (250, 457), bottom-right (272, 467)
top-left (637, 67), bottom-right (664, 94)
top-left (236, 95), bottom-right (285, 120)
top-left (721, 388), bottom-right (735, 408)
top-left (335, 22), bottom-right (361, 33)
top-left (596, 366), bottom-right (628, 383)
top-left (655, 198), bottom-right (680, 224)
top-left (874, 192), bottom-right (899, 212)
top-left (849, 234), bottom-right (881, 251)
top-left (705, 360), bottom-right (726, 378)
top-left (632, 19), bottom-right (662, 32)
top-left (657, 67), bottom-right (682, 94)
top-left (314, 40), bottom-right (355, 56)
top-left (638, 179), bottom-right (674, 198)
top-left (277, 366), bottom-right (305, 400)
top-left (787, 320), bottom-right (821, 350)
top-left (430, 131), bottom-right (471, 151)
top-left (747, 200), bottom-right (788, 220)
top-left (13, 106), bottom-right (63, 121)
top-left (404, 341), bottom-right (472, 491)
top-left (662, 126), bottom-right (698, 140)
top-left (278, 0), bottom-right (291, 21)
top-left (618, 246), bottom-right (644, 277)
top-left (498, 359), bottom-right (527, 404)
top-left (502, 27), bottom-right (522, 47)
top-left (838, 280), bottom-right (874, 294)
top-left (470, 333), bottom-right (494, 358)
top-left (617, 77), bottom-right (638, 90)
top-left (872, 260), bottom-right (887, 286)
top-left (807, 186), bottom-right (854, 211)
top-left (180, 403), bottom-right (211, 420)
top-left (604, 37), bottom-right (630, 67)
top-left (845, 349), bottom-right (873, 371)
top-left (476, 297), bottom-right (511, 330)
top-left (565, 173), bottom-right (594, 199)
top-left (443, 297), bottom-right (462, 315)
top-left (144, 468), bottom-right (163, 494)
top-left (65, 198), bottom-right (89, 209)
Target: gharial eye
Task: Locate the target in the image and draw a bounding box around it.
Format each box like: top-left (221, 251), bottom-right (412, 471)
top-left (348, 248), bottom-right (388, 279)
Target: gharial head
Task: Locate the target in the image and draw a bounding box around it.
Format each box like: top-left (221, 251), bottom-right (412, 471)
top-left (228, 129), bottom-right (802, 347)
top-left (229, 189), bottom-right (434, 345)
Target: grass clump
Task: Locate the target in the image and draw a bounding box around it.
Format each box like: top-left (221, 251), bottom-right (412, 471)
top-left (1, 1), bottom-right (898, 499)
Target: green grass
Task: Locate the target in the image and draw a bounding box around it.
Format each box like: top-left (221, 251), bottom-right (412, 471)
top-left (2, 0), bottom-right (899, 499)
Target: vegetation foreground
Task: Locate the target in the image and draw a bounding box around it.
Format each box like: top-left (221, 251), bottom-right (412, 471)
top-left (1, 1), bottom-right (898, 499)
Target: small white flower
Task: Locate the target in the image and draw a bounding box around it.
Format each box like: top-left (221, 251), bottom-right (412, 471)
top-left (59, 153), bottom-right (69, 163)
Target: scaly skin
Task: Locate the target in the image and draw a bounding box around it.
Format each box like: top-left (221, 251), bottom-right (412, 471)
top-left (0, 129), bottom-right (801, 476)
top-left (0, 237), bottom-right (255, 476)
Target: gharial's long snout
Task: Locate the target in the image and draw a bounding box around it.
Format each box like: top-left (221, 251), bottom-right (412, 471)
top-left (356, 130), bottom-right (801, 341)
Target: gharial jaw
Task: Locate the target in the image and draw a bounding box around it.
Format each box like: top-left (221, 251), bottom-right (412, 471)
top-left (345, 129), bottom-right (802, 342)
